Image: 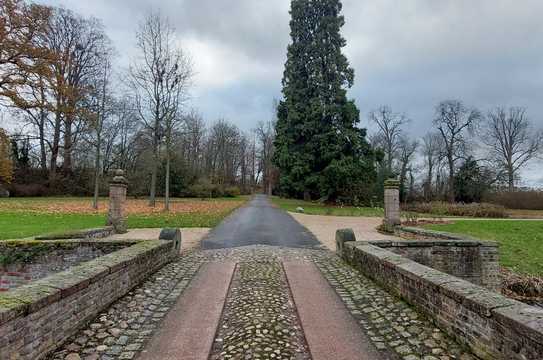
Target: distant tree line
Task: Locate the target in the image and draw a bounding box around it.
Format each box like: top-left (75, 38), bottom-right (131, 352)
top-left (370, 101), bottom-right (542, 204)
top-left (0, 0), bottom-right (275, 208)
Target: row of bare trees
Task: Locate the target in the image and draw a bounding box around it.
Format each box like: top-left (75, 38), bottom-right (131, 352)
top-left (370, 100), bottom-right (542, 203)
top-left (1, 1), bottom-right (275, 207)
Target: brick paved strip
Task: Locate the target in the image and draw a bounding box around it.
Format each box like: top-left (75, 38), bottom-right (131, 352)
top-left (139, 262), bottom-right (235, 360)
top-left (283, 261), bottom-right (387, 360)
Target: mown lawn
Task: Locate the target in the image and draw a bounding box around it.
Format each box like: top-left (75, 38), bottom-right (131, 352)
top-left (0, 197), bottom-right (248, 240)
top-left (271, 197), bottom-right (384, 217)
top-left (424, 220), bottom-right (543, 275)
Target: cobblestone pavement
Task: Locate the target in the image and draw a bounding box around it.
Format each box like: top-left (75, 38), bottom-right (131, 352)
top-left (313, 255), bottom-right (476, 360)
top-left (210, 261), bottom-right (310, 360)
top-left (49, 251), bottom-right (206, 360)
top-left (50, 246), bottom-right (476, 360)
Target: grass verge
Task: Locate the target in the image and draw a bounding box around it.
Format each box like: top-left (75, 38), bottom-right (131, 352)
top-left (270, 197), bottom-right (384, 217)
top-left (423, 220), bottom-right (543, 276)
top-left (0, 197), bottom-right (248, 240)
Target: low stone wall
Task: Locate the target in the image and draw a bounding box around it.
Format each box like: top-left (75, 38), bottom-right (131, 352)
top-left (35, 226), bottom-right (116, 240)
top-left (370, 239), bottom-right (500, 290)
top-left (0, 239), bottom-right (177, 359)
top-left (0, 240), bottom-right (132, 291)
top-left (337, 232), bottom-right (543, 360)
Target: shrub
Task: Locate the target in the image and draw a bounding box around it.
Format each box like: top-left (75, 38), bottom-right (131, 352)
top-left (403, 201), bottom-right (508, 218)
top-left (485, 190), bottom-right (543, 210)
top-left (223, 186), bottom-right (241, 198)
top-left (9, 183), bottom-right (49, 197)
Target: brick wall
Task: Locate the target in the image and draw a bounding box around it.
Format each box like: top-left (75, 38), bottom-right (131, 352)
top-left (339, 239), bottom-right (543, 360)
top-left (366, 239), bottom-right (500, 291)
top-left (0, 240), bottom-right (176, 359)
top-left (0, 241), bottom-right (130, 292)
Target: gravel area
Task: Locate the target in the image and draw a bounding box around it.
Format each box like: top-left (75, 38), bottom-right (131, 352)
top-left (288, 212), bottom-right (396, 250)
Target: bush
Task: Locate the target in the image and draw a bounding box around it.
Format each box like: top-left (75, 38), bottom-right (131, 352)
top-left (223, 186), bottom-right (241, 198)
top-left (186, 180), bottom-right (240, 198)
top-left (403, 201), bottom-right (508, 218)
top-left (9, 183), bottom-right (49, 197)
top-left (485, 191), bottom-right (543, 210)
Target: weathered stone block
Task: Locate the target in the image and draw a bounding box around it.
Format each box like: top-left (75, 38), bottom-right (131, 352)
top-left (159, 228), bottom-right (182, 252)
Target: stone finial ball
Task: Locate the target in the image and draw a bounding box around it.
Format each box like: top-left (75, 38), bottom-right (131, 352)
top-left (114, 169), bottom-right (125, 177)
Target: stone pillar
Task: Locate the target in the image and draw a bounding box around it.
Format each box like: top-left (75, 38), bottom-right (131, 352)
top-left (384, 178), bottom-right (401, 230)
top-left (107, 169), bottom-right (128, 234)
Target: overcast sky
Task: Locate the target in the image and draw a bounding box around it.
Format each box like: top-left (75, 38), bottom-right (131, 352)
top-left (33, 0), bottom-right (543, 186)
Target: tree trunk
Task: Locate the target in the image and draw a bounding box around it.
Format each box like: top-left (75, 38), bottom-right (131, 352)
top-left (49, 112), bottom-right (62, 183)
top-left (92, 133), bottom-right (101, 210)
top-left (38, 112), bottom-right (47, 172)
top-left (165, 143), bottom-right (170, 212)
top-left (507, 167), bottom-right (515, 192)
top-left (448, 157), bottom-right (455, 203)
top-left (63, 116), bottom-right (73, 175)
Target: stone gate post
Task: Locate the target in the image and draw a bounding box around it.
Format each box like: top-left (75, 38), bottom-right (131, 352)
top-left (107, 169), bottom-right (128, 234)
top-left (384, 178), bottom-right (401, 230)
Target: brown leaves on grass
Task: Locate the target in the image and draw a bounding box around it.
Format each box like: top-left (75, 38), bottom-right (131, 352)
top-left (1, 198), bottom-right (244, 216)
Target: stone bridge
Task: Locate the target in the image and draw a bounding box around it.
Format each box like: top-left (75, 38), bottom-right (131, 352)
top-left (1, 188), bottom-right (542, 359)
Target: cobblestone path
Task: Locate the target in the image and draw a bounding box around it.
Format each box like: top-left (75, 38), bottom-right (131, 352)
top-left (50, 246), bottom-right (476, 360)
top-left (210, 261), bottom-right (310, 359)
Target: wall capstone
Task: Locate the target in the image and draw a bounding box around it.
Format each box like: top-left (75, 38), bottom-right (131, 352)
top-left (159, 228), bottom-right (182, 253)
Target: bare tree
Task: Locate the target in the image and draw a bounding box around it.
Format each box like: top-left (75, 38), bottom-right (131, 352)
top-left (396, 135), bottom-right (418, 201)
top-left (421, 132), bottom-right (443, 201)
top-left (369, 105), bottom-right (409, 175)
top-left (255, 119), bottom-right (276, 196)
top-left (483, 107), bottom-right (541, 191)
top-left (88, 56), bottom-right (113, 209)
top-left (433, 100), bottom-right (480, 202)
top-left (129, 12), bottom-right (192, 208)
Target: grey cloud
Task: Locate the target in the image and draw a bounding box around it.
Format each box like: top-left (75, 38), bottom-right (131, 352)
top-left (37, 0), bottom-right (543, 185)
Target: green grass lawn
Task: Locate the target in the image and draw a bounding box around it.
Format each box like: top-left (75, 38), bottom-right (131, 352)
top-left (0, 196), bottom-right (248, 240)
top-left (271, 197), bottom-right (384, 217)
top-left (424, 220), bottom-right (543, 275)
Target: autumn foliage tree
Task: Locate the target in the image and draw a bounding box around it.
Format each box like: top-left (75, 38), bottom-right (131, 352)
top-left (0, 0), bottom-right (51, 109)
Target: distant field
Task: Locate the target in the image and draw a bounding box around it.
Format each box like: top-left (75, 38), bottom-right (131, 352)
top-left (271, 197), bottom-right (384, 217)
top-left (0, 197), bottom-right (248, 240)
top-left (424, 220), bottom-right (543, 276)
top-left (506, 209), bottom-right (543, 219)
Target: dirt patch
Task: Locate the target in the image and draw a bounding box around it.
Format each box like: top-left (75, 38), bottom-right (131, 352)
top-left (288, 212), bottom-right (396, 251)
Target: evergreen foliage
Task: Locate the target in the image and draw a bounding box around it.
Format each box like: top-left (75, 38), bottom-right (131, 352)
top-left (454, 157), bottom-right (491, 203)
top-left (274, 0), bottom-right (375, 203)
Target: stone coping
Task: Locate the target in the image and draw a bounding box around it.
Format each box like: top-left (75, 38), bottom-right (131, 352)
top-left (0, 239), bottom-right (171, 327)
top-left (35, 226), bottom-right (115, 240)
top-left (341, 240), bottom-right (543, 359)
top-left (397, 226), bottom-right (498, 246)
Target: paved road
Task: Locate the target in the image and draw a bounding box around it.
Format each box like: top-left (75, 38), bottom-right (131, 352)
top-left (201, 195), bottom-right (321, 249)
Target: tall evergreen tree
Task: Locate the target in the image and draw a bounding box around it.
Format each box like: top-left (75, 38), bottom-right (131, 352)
top-left (274, 0), bottom-right (375, 203)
